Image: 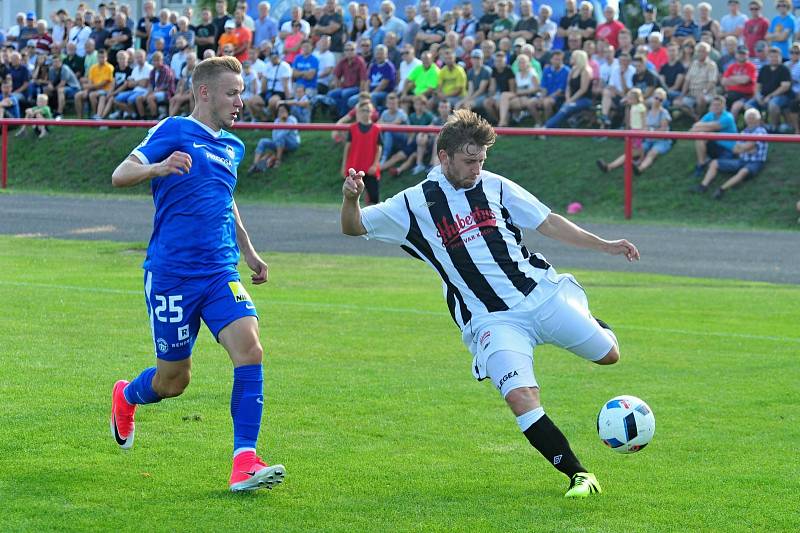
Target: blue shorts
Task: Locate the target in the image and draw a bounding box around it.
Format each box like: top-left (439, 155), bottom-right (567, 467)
top-left (717, 157), bottom-right (764, 177)
top-left (642, 139), bottom-right (673, 155)
top-left (144, 269), bottom-right (258, 361)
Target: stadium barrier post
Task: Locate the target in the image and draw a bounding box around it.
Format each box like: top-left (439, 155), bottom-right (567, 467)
top-left (623, 134), bottom-right (632, 220)
top-left (2, 123), bottom-right (7, 189)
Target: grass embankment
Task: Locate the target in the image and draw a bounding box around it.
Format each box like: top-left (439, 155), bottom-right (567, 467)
top-left (5, 126), bottom-right (799, 229)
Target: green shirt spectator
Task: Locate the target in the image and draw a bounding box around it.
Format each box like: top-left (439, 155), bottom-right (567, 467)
top-left (406, 63), bottom-right (440, 95)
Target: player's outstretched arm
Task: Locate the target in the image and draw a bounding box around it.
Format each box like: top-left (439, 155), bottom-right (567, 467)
top-left (232, 201), bottom-right (268, 285)
top-left (111, 151), bottom-right (192, 188)
top-left (341, 168), bottom-right (367, 236)
top-left (536, 213), bottom-right (640, 262)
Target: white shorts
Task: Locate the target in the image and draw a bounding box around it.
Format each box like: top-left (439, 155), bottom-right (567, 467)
top-left (464, 273), bottom-right (615, 391)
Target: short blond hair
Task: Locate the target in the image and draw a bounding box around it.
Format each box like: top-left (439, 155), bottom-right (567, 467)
top-left (192, 56), bottom-right (242, 96)
top-left (744, 108), bottom-right (761, 121)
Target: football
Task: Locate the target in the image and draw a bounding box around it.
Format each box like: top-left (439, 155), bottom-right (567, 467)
top-left (597, 395), bottom-right (655, 453)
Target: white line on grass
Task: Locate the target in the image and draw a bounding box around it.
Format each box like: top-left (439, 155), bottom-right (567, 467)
top-left (2, 280), bottom-right (799, 344)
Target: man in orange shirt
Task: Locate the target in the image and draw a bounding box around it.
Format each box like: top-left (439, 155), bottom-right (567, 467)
top-left (232, 9), bottom-right (252, 62)
top-left (75, 48), bottom-right (115, 118)
top-left (218, 19), bottom-right (239, 57)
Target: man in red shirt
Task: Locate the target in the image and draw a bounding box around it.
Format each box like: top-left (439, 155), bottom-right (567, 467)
top-left (722, 44), bottom-right (757, 120)
top-left (342, 101), bottom-right (382, 205)
top-left (743, 0), bottom-right (769, 56)
top-left (232, 9), bottom-right (252, 62)
top-left (646, 32), bottom-right (669, 72)
top-left (595, 4), bottom-right (626, 49)
top-left (328, 42), bottom-right (368, 118)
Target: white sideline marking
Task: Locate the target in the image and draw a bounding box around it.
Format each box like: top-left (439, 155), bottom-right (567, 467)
top-left (13, 233), bottom-right (47, 238)
top-left (1, 280), bottom-right (798, 344)
top-left (67, 225), bottom-right (117, 235)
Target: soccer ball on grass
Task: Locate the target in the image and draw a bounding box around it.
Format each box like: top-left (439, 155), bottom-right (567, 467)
top-left (597, 395), bottom-right (655, 453)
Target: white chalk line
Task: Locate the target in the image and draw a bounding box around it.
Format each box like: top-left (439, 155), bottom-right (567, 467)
top-left (1, 280), bottom-right (798, 344)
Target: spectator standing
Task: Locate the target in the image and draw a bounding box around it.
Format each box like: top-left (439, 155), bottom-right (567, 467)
top-left (90, 13), bottom-right (110, 51)
top-left (194, 8), bottom-right (218, 60)
top-left (136, 1), bottom-right (158, 51)
top-left (510, 0), bottom-right (538, 44)
top-left (719, 36), bottom-right (740, 71)
top-left (237, 1), bottom-right (256, 31)
top-left (292, 40), bottom-right (319, 97)
top-left (169, 37), bottom-right (191, 78)
top-left (173, 17), bottom-right (196, 55)
top-left (34, 20), bottom-right (54, 56)
top-left (689, 95), bottom-right (738, 177)
top-left (637, 4), bottom-right (662, 44)
top-left (673, 4), bottom-right (701, 44)
top-left (537, 5), bottom-right (557, 50)
top-left (721, 0), bottom-right (748, 45)
top-left (694, 108), bottom-right (768, 198)
top-left (596, 5), bottom-right (626, 49)
top-left (384, 32), bottom-right (403, 68)
top-left (363, 14), bottom-right (386, 50)
top-left (149, 10), bottom-right (175, 59)
top-left (545, 49), bottom-right (592, 128)
top-left (51, 10), bottom-right (68, 47)
top-left (283, 21), bottom-right (305, 64)
top-left (69, 11), bottom-right (93, 57)
top-left (488, 1), bottom-right (514, 44)
top-left (6, 13), bottom-right (25, 50)
top-left (19, 12), bottom-right (39, 46)
top-left (455, 1), bottom-right (478, 39)
top-left (253, 2), bottom-right (278, 47)
top-left (250, 103), bottom-right (300, 172)
top-left (402, 5), bottom-right (421, 49)
top-left (231, 10), bottom-right (253, 62)
top-left (744, 1), bottom-right (769, 56)
top-left (342, 101), bottom-right (382, 205)
top-left (106, 13), bottom-right (132, 68)
top-left (380, 1), bottom-right (408, 39)
top-left (329, 42), bottom-right (368, 117)
top-left (745, 46), bottom-right (793, 131)
top-left (722, 44), bottom-right (758, 119)
top-left (218, 20), bottom-right (239, 58)
top-left (212, 0), bottom-right (232, 48)
top-left (557, 0), bottom-right (580, 48)
top-left (766, 1), bottom-right (795, 60)
top-left (787, 43), bottom-right (800, 132)
top-left (75, 48), bottom-right (114, 119)
top-left (416, 7), bottom-right (446, 53)
top-left (316, 0), bottom-right (347, 58)
top-left (696, 3), bottom-right (721, 47)
top-left (280, 6), bottom-right (311, 41)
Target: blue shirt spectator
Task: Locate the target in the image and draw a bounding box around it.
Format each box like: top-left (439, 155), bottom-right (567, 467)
top-left (253, 3), bottom-right (278, 46)
top-left (292, 48), bottom-right (319, 91)
top-left (701, 108), bottom-right (738, 150)
top-left (768, 13), bottom-right (795, 60)
top-left (149, 20), bottom-right (175, 56)
top-left (541, 64), bottom-right (571, 96)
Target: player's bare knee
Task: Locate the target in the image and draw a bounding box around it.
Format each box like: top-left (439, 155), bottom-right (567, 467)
top-left (504, 386), bottom-right (540, 415)
top-left (595, 345), bottom-right (620, 365)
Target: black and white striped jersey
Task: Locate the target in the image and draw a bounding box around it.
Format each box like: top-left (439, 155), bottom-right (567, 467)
top-left (361, 166), bottom-right (559, 330)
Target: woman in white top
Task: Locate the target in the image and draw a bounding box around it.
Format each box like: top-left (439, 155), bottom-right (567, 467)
top-left (497, 54), bottom-right (540, 127)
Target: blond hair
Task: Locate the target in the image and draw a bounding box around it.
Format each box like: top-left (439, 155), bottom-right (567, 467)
top-left (192, 56), bottom-right (242, 96)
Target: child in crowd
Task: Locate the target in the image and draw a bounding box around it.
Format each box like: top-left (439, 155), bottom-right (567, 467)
top-left (381, 95), bottom-right (434, 176)
top-left (596, 88), bottom-right (647, 172)
top-left (249, 103), bottom-right (300, 172)
top-left (281, 85), bottom-right (312, 124)
top-left (16, 93), bottom-right (53, 139)
top-left (341, 101), bottom-right (382, 205)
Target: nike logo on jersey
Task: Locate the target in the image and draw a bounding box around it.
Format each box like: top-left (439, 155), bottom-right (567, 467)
top-left (425, 201), bottom-right (436, 207)
top-left (256, 397), bottom-right (264, 404)
top-left (192, 142), bottom-right (209, 149)
top-left (245, 303), bottom-right (255, 310)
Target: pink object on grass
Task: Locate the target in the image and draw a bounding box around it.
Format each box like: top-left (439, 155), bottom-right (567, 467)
top-left (566, 202), bottom-right (583, 214)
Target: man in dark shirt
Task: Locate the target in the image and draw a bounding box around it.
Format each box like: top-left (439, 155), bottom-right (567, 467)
top-left (89, 14), bottom-right (110, 50)
top-left (632, 54), bottom-right (661, 100)
top-left (212, 0), bottom-right (232, 49)
top-left (64, 41), bottom-right (85, 78)
top-left (478, 0), bottom-right (499, 39)
top-left (483, 51), bottom-right (515, 122)
top-left (510, 0), bottom-right (539, 44)
top-left (557, 0), bottom-right (580, 48)
top-left (315, 0), bottom-right (346, 56)
top-left (135, 1), bottom-right (158, 50)
top-left (659, 43), bottom-right (686, 103)
top-left (106, 13), bottom-right (132, 68)
top-left (416, 7), bottom-right (446, 53)
top-left (745, 47), bottom-right (793, 131)
top-left (194, 8), bottom-right (217, 59)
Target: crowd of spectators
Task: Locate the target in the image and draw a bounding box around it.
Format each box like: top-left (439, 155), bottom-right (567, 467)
top-left (0, 0), bottom-right (798, 193)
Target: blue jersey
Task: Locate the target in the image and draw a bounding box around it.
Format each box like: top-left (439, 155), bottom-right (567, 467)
top-left (131, 116), bottom-right (245, 278)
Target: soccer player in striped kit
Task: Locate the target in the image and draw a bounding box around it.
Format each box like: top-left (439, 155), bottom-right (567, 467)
top-left (109, 56), bottom-right (285, 492)
top-left (341, 109), bottom-right (640, 498)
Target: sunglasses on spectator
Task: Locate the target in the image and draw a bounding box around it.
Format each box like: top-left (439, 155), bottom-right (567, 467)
top-left (654, 96), bottom-right (663, 101)
top-left (749, 5), bottom-right (760, 9)
top-left (792, 50), bottom-right (800, 54)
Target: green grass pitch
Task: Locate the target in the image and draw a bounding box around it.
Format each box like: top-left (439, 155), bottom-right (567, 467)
top-left (1, 237), bottom-right (798, 532)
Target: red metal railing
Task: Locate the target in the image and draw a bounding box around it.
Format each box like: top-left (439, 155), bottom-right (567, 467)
top-left (2, 117), bottom-right (799, 219)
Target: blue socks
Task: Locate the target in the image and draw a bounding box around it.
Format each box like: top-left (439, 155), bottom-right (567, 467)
top-left (123, 366), bottom-right (162, 405)
top-left (231, 364), bottom-right (264, 456)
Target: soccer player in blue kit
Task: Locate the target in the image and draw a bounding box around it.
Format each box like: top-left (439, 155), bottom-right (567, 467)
top-left (109, 56), bottom-right (285, 492)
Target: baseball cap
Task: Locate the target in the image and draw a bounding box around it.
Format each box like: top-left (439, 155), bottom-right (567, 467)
top-left (736, 45), bottom-right (749, 54)
top-left (26, 11), bottom-right (35, 20)
top-left (728, 0), bottom-right (740, 4)
top-left (644, 4), bottom-right (656, 12)
top-left (755, 40), bottom-right (768, 52)
top-left (513, 37), bottom-right (526, 47)
top-left (224, 19), bottom-right (235, 29)
top-left (470, 49), bottom-right (484, 59)
top-left (269, 49), bottom-right (280, 56)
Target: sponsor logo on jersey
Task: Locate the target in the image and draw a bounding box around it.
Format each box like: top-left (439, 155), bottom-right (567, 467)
top-left (228, 281), bottom-right (252, 303)
top-left (435, 207), bottom-right (497, 248)
top-left (205, 151), bottom-right (233, 167)
top-left (498, 370), bottom-right (518, 388)
top-left (178, 325), bottom-right (190, 341)
top-left (156, 337), bottom-right (169, 354)
top-left (479, 330), bottom-right (491, 350)
top-left (225, 145), bottom-right (235, 160)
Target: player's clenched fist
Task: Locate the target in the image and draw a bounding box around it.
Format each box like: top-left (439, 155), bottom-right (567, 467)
top-left (157, 151), bottom-right (193, 176)
top-left (342, 167), bottom-right (365, 200)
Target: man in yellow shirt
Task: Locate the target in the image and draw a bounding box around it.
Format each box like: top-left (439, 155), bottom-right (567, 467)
top-left (75, 49), bottom-right (115, 118)
top-left (437, 47), bottom-right (467, 109)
